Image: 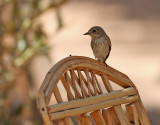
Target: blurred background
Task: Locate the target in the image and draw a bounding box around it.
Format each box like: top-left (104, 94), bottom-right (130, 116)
top-left (0, 0), bottom-right (160, 125)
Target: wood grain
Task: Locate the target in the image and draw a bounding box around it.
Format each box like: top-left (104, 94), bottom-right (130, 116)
top-left (37, 56), bottom-right (151, 125)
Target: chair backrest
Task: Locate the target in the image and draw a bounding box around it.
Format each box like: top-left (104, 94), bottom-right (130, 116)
top-left (37, 56), bottom-right (150, 125)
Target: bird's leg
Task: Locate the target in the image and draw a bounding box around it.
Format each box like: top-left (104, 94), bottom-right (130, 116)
top-left (103, 58), bottom-right (108, 67)
top-left (104, 62), bottom-right (108, 67)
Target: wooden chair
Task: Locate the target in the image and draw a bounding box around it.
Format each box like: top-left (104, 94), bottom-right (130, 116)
top-left (37, 56), bottom-right (150, 125)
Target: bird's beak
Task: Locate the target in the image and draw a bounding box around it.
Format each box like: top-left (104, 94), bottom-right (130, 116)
top-left (84, 32), bottom-right (89, 35)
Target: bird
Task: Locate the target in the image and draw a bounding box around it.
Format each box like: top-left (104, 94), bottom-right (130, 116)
top-left (84, 26), bottom-right (111, 66)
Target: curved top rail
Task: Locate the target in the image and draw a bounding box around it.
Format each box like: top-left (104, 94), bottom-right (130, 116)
top-left (37, 56), bottom-right (150, 125)
top-left (38, 56), bottom-right (135, 99)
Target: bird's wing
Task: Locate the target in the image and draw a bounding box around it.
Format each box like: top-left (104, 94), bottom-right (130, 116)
top-left (91, 39), bottom-right (95, 50)
top-left (104, 36), bottom-right (111, 62)
top-left (107, 36), bottom-right (112, 48)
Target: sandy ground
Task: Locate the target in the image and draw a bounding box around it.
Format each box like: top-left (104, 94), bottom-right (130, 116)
top-left (30, 0), bottom-right (160, 124)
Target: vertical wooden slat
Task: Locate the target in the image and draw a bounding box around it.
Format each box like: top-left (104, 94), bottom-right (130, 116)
top-left (77, 115), bottom-right (83, 125)
top-left (138, 97), bottom-right (151, 125)
top-left (102, 109), bottom-right (113, 125)
top-left (38, 93), bottom-right (53, 125)
top-left (101, 74), bottom-right (113, 92)
top-left (53, 84), bottom-right (63, 103)
top-left (73, 70), bottom-right (88, 98)
top-left (101, 75), bottom-right (130, 125)
top-left (65, 117), bottom-right (74, 125)
top-left (114, 105), bottom-right (130, 125)
top-left (72, 70), bottom-right (94, 96)
top-left (92, 70), bottom-right (103, 94)
top-left (84, 70), bottom-right (99, 95)
top-left (77, 114), bottom-right (92, 125)
top-left (101, 77), bottom-right (125, 124)
top-left (38, 56), bottom-right (151, 125)
top-left (65, 71), bottom-right (82, 99)
top-left (84, 68), bottom-right (92, 97)
top-left (61, 75), bottom-right (75, 100)
top-left (50, 80), bottom-right (74, 125)
top-left (55, 119), bottom-right (67, 125)
top-left (83, 116), bottom-right (92, 125)
top-left (70, 70), bottom-right (81, 99)
top-left (132, 105), bottom-right (139, 125)
top-left (107, 107), bottom-right (121, 125)
top-left (134, 102), bottom-right (150, 125)
top-left (126, 104), bottom-right (133, 122)
top-left (77, 69), bottom-right (88, 97)
top-left (84, 68), bottom-right (94, 96)
top-left (90, 110), bottom-right (106, 125)
top-left (126, 104), bottom-right (139, 125)
top-left (90, 71), bottom-right (98, 95)
top-left (64, 72), bottom-right (73, 96)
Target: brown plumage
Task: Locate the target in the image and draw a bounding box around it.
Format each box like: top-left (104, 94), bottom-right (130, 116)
top-left (84, 26), bottom-right (111, 65)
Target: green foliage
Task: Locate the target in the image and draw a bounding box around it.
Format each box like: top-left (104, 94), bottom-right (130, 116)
top-left (0, 0), bottom-right (68, 124)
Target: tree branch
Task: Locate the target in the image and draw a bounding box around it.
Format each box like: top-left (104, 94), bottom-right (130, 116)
top-left (26, 0), bottom-right (68, 32)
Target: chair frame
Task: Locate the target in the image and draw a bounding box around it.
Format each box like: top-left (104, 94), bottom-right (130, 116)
top-left (37, 56), bottom-right (150, 125)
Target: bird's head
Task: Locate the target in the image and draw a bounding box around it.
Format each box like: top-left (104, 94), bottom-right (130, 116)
top-left (84, 26), bottom-right (106, 38)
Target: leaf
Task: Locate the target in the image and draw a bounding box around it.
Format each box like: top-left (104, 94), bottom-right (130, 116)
top-left (17, 39), bottom-right (26, 52)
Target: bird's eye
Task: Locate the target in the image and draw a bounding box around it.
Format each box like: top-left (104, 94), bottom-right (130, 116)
top-left (93, 30), bottom-right (96, 32)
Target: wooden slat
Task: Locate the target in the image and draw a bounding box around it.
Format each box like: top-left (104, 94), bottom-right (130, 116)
top-left (107, 107), bottom-right (121, 125)
top-left (61, 75), bottom-right (75, 100)
top-left (90, 110), bottom-right (106, 125)
top-left (65, 117), bottom-right (74, 125)
top-left (77, 115), bottom-right (92, 125)
top-left (49, 95), bottom-right (138, 120)
top-left (91, 70), bottom-right (103, 94)
top-left (84, 68), bottom-right (94, 96)
top-left (126, 104), bottom-right (133, 123)
top-left (77, 115), bottom-right (83, 125)
top-left (126, 104), bottom-right (139, 125)
top-left (70, 70), bottom-right (79, 98)
top-left (101, 74), bottom-right (113, 92)
top-left (84, 69), bottom-right (100, 95)
top-left (37, 93), bottom-right (53, 125)
top-left (77, 69), bottom-right (89, 97)
top-left (132, 105), bottom-right (139, 125)
top-left (134, 102), bottom-right (150, 125)
top-left (102, 109), bottom-right (113, 125)
top-left (49, 87), bottom-right (137, 113)
top-left (52, 78), bottom-right (74, 125)
top-left (40, 56), bottom-right (133, 94)
top-left (83, 116), bottom-right (92, 125)
top-left (90, 71), bottom-right (98, 95)
top-left (54, 119), bottom-right (66, 125)
top-left (69, 70), bottom-right (81, 99)
top-left (65, 71), bottom-right (82, 99)
top-left (72, 69), bottom-right (94, 96)
top-left (114, 105), bottom-right (130, 125)
top-left (53, 85), bottom-right (63, 103)
top-left (74, 70), bottom-right (89, 98)
top-left (101, 74), bottom-right (130, 125)
top-left (38, 56), bottom-right (150, 125)
top-left (43, 56), bottom-right (134, 101)
top-left (137, 95), bottom-right (151, 125)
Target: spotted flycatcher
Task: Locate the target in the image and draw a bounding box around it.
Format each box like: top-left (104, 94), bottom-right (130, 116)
top-left (84, 26), bottom-right (111, 66)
